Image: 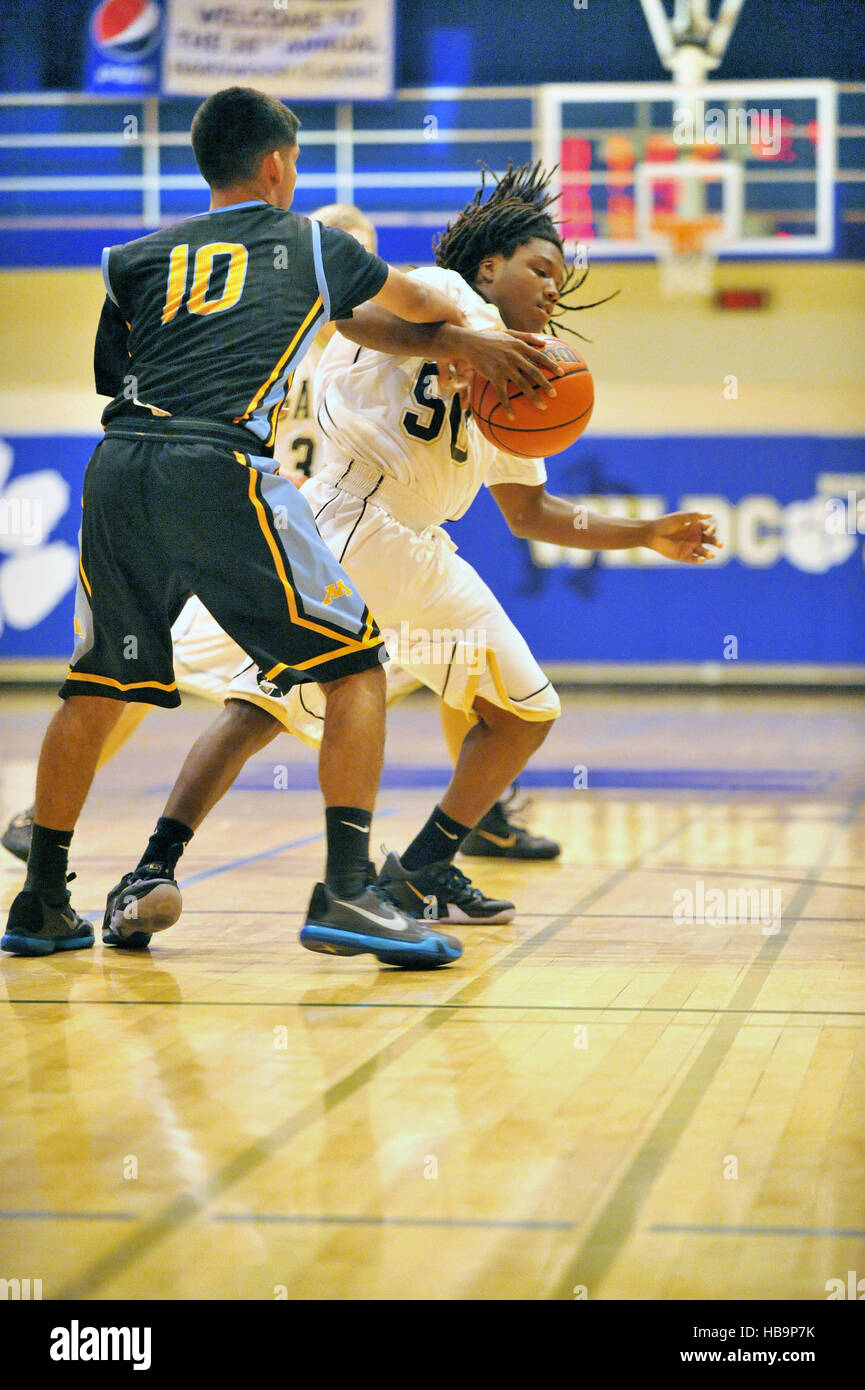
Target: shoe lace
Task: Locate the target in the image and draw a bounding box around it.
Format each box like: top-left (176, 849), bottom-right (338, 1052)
top-left (500, 781), bottom-right (532, 826)
top-left (437, 864), bottom-right (479, 905)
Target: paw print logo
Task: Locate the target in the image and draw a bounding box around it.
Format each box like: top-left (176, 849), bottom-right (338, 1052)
top-left (0, 439), bottom-right (79, 639)
top-left (783, 496), bottom-right (858, 574)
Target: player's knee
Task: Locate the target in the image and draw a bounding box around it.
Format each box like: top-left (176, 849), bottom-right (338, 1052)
top-left (64, 692), bottom-right (126, 734)
top-left (474, 702), bottom-right (555, 752)
top-left (223, 697), bottom-right (282, 749)
top-left (322, 663), bottom-right (386, 703)
top-left (519, 714), bottom-right (555, 753)
top-left (474, 687), bottom-right (560, 747)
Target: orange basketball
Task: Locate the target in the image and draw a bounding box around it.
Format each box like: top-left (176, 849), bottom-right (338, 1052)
top-left (470, 336), bottom-right (594, 458)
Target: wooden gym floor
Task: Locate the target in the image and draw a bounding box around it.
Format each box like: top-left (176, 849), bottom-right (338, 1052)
top-left (1, 685), bottom-right (863, 1301)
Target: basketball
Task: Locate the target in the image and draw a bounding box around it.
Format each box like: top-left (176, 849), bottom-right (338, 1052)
top-left (470, 336), bottom-right (594, 458)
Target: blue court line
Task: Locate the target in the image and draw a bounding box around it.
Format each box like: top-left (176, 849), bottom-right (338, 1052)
top-left (0, 1209), bottom-right (574, 1232)
top-left (175, 805), bottom-right (396, 890)
top-left (6, 1211), bottom-right (863, 1236)
top-left (80, 810), bottom-right (396, 912)
top-left (0, 1210), bottom-right (137, 1222)
top-left (211, 1213), bottom-right (575, 1231)
top-left (178, 830), bottom-right (326, 889)
top-left (651, 1223), bottom-right (865, 1239)
top-left (4, 1001), bottom-right (864, 1023)
top-left (149, 766), bottom-right (838, 794)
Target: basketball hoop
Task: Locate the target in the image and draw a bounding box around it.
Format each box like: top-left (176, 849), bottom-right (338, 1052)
top-left (634, 158), bottom-right (742, 298)
top-left (652, 212), bottom-right (723, 297)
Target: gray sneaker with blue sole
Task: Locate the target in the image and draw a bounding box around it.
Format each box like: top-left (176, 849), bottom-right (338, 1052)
top-left (2, 886), bottom-right (94, 956)
top-left (300, 882), bottom-right (462, 968)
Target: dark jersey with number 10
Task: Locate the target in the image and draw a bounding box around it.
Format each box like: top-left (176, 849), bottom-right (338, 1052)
top-left (95, 199), bottom-right (388, 452)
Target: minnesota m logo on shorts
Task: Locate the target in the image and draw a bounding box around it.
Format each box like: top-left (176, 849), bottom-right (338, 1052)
top-left (322, 581), bottom-right (353, 605)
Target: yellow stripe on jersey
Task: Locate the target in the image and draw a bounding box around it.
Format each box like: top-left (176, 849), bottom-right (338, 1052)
top-left (233, 451), bottom-right (383, 660)
top-left (265, 396), bottom-right (283, 450)
top-left (78, 558), bottom-right (92, 599)
top-left (234, 296), bottom-right (323, 425)
top-left (64, 670), bottom-right (178, 694)
top-left (483, 649), bottom-right (559, 722)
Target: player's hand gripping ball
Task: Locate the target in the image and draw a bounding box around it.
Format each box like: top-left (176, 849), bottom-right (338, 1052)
top-left (470, 336), bottom-right (593, 458)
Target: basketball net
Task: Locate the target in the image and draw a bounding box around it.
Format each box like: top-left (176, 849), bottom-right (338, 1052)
top-left (652, 212), bottom-right (722, 298)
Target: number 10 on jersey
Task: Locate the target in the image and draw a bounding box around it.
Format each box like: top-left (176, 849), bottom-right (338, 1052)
top-left (161, 242), bottom-right (249, 323)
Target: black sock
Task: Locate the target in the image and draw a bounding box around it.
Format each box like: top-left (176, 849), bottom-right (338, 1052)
top-left (401, 805), bottom-right (471, 871)
top-left (26, 824), bottom-right (73, 905)
top-left (325, 806), bottom-right (372, 898)
top-left (136, 816), bottom-right (193, 877)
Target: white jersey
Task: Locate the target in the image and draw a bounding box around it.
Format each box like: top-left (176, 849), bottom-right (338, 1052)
top-left (313, 266), bottom-right (546, 527)
top-left (273, 337), bottom-right (326, 478)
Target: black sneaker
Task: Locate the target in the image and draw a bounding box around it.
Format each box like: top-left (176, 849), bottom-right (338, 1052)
top-left (460, 788), bottom-right (561, 861)
top-left (300, 882), bottom-right (461, 969)
top-left (1, 804), bottom-right (34, 864)
top-left (377, 852), bottom-right (515, 925)
top-left (102, 864), bottom-right (182, 949)
top-left (2, 878), bottom-right (94, 956)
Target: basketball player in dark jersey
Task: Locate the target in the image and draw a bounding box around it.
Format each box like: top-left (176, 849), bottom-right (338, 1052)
top-left (1, 88), bottom-right (555, 968)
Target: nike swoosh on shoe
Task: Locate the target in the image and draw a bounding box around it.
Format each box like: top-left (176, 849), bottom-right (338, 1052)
top-left (331, 899), bottom-right (411, 932)
top-left (478, 830), bottom-right (517, 849)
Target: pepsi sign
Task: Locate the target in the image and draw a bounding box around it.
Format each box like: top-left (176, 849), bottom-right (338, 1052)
top-left (85, 0), bottom-right (164, 93)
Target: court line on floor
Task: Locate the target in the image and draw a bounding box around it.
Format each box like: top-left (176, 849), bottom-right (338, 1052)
top-left (0, 1209), bottom-right (575, 1231)
top-left (72, 810), bottom-right (398, 915)
top-left (211, 1213), bottom-right (574, 1231)
top-left (56, 798), bottom-right (723, 1300)
top-left (550, 795), bottom-right (863, 1301)
top-left (174, 808), bottom-right (391, 889)
top-left (650, 1223), bottom-right (865, 1239)
top-left (645, 866), bottom-right (865, 893)
top-left (8, 1000), bottom-right (863, 1018)
top-left (72, 909), bottom-right (865, 921)
top-left (0, 1210), bottom-right (136, 1221)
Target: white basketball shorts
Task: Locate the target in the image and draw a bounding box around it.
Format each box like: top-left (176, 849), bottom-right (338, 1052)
top-left (220, 477), bottom-right (560, 744)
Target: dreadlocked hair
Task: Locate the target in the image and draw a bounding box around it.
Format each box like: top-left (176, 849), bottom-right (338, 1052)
top-left (434, 160), bottom-right (618, 341)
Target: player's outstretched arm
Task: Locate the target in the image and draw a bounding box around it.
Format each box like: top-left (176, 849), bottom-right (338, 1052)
top-left (491, 484), bottom-right (722, 565)
top-left (370, 267), bottom-right (469, 326)
top-left (335, 306), bottom-right (559, 409)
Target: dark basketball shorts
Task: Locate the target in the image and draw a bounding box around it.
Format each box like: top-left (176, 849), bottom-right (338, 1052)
top-left (60, 419), bottom-right (386, 707)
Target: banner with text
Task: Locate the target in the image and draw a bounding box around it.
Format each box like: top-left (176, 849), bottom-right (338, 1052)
top-left (162, 0), bottom-right (395, 99)
top-left (1, 434), bottom-right (863, 670)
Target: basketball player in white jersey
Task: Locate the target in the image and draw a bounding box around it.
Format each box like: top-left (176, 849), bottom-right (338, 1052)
top-left (102, 162), bottom-right (719, 943)
top-left (273, 204), bottom-right (561, 859)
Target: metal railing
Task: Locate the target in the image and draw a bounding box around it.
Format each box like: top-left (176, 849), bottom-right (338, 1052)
top-left (0, 82), bottom-right (863, 253)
